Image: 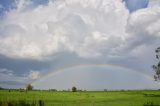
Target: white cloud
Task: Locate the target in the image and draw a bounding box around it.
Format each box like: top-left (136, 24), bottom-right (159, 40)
top-left (127, 7), bottom-right (160, 37)
top-left (0, 0), bottom-right (128, 59)
top-left (149, 0), bottom-right (160, 7)
top-left (28, 70), bottom-right (41, 80)
top-left (15, 0), bottom-right (32, 10)
top-left (0, 0), bottom-right (159, 61)
top-left (125, 6), bottom-right (160, 53)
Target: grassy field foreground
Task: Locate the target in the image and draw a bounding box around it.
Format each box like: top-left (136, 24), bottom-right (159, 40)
top-left (0, 90), bottom-right (160, 106)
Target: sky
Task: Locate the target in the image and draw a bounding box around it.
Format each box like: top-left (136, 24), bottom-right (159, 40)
top-left (0, 0), bottom-right (160, 90)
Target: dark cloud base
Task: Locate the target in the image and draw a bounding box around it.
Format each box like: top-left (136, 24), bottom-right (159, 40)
top-left (0, 54), bottom-right (50, 75)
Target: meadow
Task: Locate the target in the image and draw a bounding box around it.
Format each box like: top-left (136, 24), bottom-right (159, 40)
top-left (0, 90), bottom-right (160, 106)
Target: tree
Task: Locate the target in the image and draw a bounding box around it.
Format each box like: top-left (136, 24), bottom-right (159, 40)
top-left (26, 84), bottom-right (33, 91)
top-left (152, 47), bottom-right (160, 81)
top-left (72, 86), bottom-right (77, 92)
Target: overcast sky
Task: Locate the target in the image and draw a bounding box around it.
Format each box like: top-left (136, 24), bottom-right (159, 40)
top-left (0, 0), bottom-right (160, 90)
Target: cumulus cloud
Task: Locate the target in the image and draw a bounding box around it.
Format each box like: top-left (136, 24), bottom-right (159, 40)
top-left (0, 0), bottom-right (159, 61)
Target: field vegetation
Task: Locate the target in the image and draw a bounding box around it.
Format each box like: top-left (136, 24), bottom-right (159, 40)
top-left (0, 89), bottom-right (160, 106)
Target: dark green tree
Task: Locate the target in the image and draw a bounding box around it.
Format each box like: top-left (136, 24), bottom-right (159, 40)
top-left (152, 47), bottom-right (160, 81)
top-left (26, 84), bottom-right (33, 91)
top-left (72, 86), bottom-right (77, 92)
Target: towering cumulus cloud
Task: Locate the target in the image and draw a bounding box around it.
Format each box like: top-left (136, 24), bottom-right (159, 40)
top-left (0, 0), bottom-right (159, 60)
top-left (0, 0), bottom-right (129, 59)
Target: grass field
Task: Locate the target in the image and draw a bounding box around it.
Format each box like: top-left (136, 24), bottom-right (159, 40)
top-left (0, 90), bottom-right (160, 106)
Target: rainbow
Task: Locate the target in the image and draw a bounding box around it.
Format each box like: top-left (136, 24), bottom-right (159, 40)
top-left (32, 63), bottom-right (153, 84)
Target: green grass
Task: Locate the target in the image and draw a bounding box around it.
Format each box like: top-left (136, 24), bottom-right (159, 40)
top-left (0, 90), bottom-right (160, 106)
